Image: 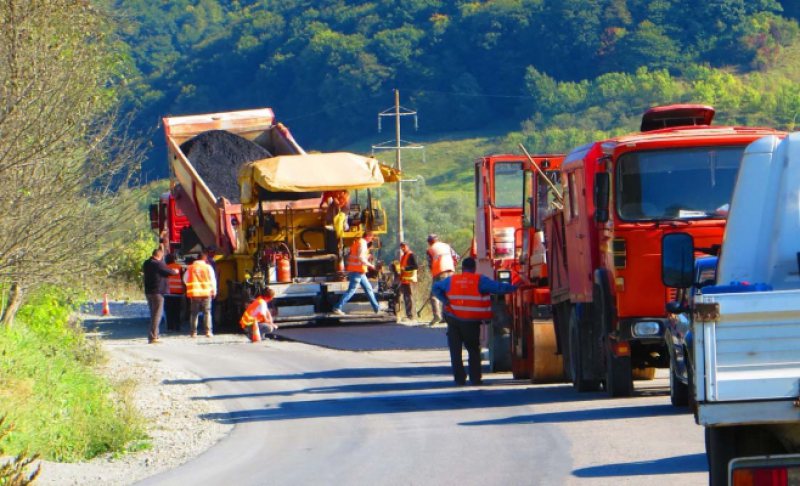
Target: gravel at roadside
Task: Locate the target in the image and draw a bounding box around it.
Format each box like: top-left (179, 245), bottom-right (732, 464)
top-left (33, 302), bottom-right (233, 486)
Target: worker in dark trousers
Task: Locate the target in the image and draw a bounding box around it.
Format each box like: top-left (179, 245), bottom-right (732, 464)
top-left (397, 242), bottom-right (418, 321)
top-left (432, 257), bottom-right (516, 386)
top-left (142, 248), bottom-right (179, 344)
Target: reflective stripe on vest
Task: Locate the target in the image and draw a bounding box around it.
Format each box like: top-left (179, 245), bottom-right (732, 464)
top-left (240, 297), bottom-right (269, 328)
top-left (166, 263), bottom-right (184, 295)
top-left (346, 239), bottom-right (368, 273)
top-left (428, 241), bottom-right (455, 277)
top-left (445, 273), bottom-right (492, 320)
top-left (186, 261), bottom-right (214, 298)
top-left (400, 252), bottom-right (417, 283)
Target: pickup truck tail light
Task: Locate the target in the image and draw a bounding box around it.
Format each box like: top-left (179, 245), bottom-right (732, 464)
top-left (731, 455), bottom-right (800, 486)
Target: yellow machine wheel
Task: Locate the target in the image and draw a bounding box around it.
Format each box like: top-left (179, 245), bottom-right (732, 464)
top-left (531, 320), bottom-right (567, 384)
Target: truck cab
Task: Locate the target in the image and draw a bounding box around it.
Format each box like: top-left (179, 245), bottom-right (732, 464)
top-left (473, 153), bottom-right (563, 376)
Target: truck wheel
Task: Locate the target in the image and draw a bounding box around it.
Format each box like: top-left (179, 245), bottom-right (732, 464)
top-left (488, 321), bottom-right (512, 372)
top-left (569, 307), bottom-right (601, 392)
top-left (706, 426), bottom-right (735, 486)
top-left (605, 350), bottom-right (633, 397)
top-left (669, 357), bottom-right (688, 407)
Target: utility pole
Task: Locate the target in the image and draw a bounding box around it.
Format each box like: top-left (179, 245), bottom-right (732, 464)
top-left (372, 89), bottom-right (423, 248)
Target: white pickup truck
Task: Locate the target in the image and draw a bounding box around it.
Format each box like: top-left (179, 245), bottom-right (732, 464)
top-left (662, 133), bottom-right (800, 485)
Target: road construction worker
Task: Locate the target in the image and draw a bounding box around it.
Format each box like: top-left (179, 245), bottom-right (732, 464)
top-left (164, 253), bottom-right (186, 332)
top-left (426, 234), bottom-right (458, 325)
top-left (398, 242), bottom-right (418, 321)
top-left (332, 231), bottom-right (380, 315)
top-left (432, 257), bottom-right (516, 386)
top-left (240, 288), bottom-right (278, 342)
top-left (142, 248), bottom-right (179, 344)
top-left (184, 249), bottom-right (217, 337)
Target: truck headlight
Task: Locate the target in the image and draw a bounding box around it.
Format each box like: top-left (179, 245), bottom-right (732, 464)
top-left (633, 321), bottom-right (661, 337)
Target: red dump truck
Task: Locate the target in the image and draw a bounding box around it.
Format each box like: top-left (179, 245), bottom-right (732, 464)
top-left (473, 152), bottom-right (565, 382)
top-left (545, 104), bottom-right (784, 397)
top-left (150, 108), bottom-right (401, 329)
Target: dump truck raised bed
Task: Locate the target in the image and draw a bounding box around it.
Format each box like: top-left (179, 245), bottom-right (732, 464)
top-left (151, 108), bottom-right (401, 328)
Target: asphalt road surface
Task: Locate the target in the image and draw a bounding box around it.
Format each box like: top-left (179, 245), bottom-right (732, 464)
top-left (88, 309), bottom-right (708, 486)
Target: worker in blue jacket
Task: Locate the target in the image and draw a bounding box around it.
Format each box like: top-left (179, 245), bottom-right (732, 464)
top-left (432, 257), bottom-right (516, 386)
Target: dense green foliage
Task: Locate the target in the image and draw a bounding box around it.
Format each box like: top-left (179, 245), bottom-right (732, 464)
top-left (0, 289), bottom-right (146, 461)
top-left (115, 0), bottom-right (800, 177)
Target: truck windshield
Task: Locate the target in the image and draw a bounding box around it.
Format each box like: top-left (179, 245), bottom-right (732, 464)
top-left (494, 162), bottom-right (524, 208)
top-left (616, 146), bottom-right (743, 221)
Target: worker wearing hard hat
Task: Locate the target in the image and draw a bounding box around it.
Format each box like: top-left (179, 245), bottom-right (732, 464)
top-left (432, 257), bottom-right (516, 386)
top-left (426, 234), bottom-right (458, 325)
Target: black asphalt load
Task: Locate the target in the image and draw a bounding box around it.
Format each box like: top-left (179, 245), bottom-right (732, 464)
top-left (179, 129), bottom-right (272, 202)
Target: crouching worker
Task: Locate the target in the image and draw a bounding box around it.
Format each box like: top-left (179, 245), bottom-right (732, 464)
top-left (240, 288), bottom-right (278, 342)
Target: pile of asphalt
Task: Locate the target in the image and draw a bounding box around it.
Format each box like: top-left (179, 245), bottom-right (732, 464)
top-left (180, 130), bottom-right (272, 202)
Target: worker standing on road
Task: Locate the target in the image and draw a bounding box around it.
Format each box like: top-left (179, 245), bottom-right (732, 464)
top-left (426, 234), bottom-right (458, 325)
top-left (398, 242), bottom-right (418, 321)
top-left (332, 231), bottom-right (380, 315)
top-left (432, 257), bottom-right (516, 386)
top-left (164, 253), bottom-right (185, 332)
top-left (142, 248), bottom-right (179, 344)
top-left (184, 249), bottom-right (217, 337)
top-left (240, 288), bottom-right (279, 342)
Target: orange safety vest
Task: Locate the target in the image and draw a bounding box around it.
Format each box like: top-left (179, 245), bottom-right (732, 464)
top-left (345, 238), bottom-right (368, 273)
top-left (240, 296), bottom-right (271, 328)
top-left (445, 273), bottom-right (492, 321)
top-left (400, 251), bottom-right (417, 283)
top-left (428, 241), bottom-right (455, 277)
top-left (166, 263), bottom-right (185, 295)
top-left (185, 261), bottom-right (215, 298)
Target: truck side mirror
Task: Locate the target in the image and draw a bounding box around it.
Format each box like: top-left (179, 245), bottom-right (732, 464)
top-left (594, 172), bottom-right (610, 223)
top-left (662, 233), bottom-right (695, 288)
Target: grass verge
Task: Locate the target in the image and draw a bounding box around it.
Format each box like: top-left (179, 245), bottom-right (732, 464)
top-left (0, 288), bottom-right (147, 462)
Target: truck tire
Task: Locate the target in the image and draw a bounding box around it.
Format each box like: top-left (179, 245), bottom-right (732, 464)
top-left (569, 307), bottom-right (601, 392)
top-left (593, 282), bottom-right (633, 397)
top-left (605, 348), bottom-right (633, 397)
top-left (706, 426), bottom-right (736, 486)
top-left (488, 321), bottom-right (512, 373)
top-left (669, 356), bottom-right (689, 407)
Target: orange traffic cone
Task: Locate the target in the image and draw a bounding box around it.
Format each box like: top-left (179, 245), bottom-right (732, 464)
top-left (250, 324), bottom-right (261, 343)
top-left (101, 294), bottom-right (110, 316)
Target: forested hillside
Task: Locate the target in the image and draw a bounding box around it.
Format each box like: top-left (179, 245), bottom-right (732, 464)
top-left (115, 0), bottom-right (800, 178)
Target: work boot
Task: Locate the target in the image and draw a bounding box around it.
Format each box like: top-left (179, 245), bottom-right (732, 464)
top-left (331, 308), bottom-right (345, 316)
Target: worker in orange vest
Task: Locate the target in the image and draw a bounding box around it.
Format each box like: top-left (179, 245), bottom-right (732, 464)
top-left (426, 234), bottom-right (459, 325)
top-left (164, 253), bottom-right (186, 332)
top-left (432, 257), bottom-right (516, 386)
top-left (331, 231), bottom-right (380, 315)
top-left (397, 241), bottom-right (418, 321)
top-left (240, 288), bottom-right (278, 342)
top-left (184, 249), bottom-right (217, 337)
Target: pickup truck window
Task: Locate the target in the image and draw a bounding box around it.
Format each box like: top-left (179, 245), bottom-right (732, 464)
top-left (616, 146), bottom-right (743, 221)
